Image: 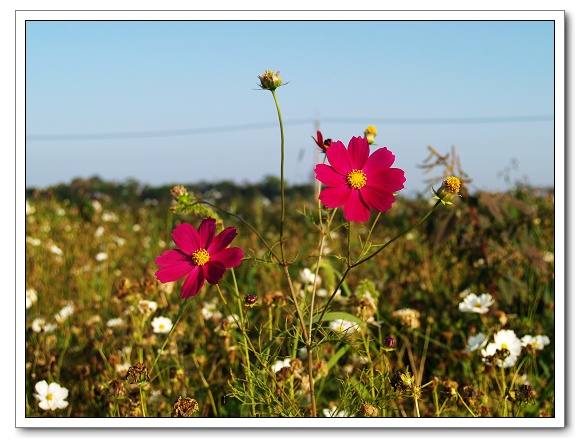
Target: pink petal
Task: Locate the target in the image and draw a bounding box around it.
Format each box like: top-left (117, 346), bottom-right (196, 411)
top-left (181, 266), bottom-right (205, 298)
top-left (314, 164), bottom-right (347, 187)
top-left (203, 261), bottom-right (227, 284)
top-left (325, 140), bottom-right (351, 174)
top-left (155, 257), bottom-right (194, 283)
top-left (319, 185), bottom-right (352, 208)
top-left (208, 227), bottom-right (238, 254)
top-left (172, 222), bottom-right (201, 254)
top-left (210, 247), bottom-right (244, 268)
top-left (360, 185), bottom-right (397, 213)
top-left (155, 249), bottom-right (190, 267)
top-left (198, 218), bottom-right (216, 249)
top-left (366, 168), bottom-right (406, 193)
top-left (365, 147), bottom-right (395, 174)
top-left (343, 190), bottom-right (370, 222)
top-left (347, 137), bottom-right (370, 170)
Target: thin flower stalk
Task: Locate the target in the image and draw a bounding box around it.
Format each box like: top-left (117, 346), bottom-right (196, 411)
top-left (271, 89), bottom-right (287, 265)
top-left (314, 201), bottom-right (441, 334)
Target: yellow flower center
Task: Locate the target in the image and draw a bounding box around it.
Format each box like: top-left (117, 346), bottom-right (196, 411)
top-left (46, 393), bottom-right (53, 401)
top-left (159, 324), bottom-right (165, 330)
top-left (444, 176), bottom-right (461, 194)
top-left (475, 301), bottom-right (481, 307)
top-left (501, 343), bottom-right (509, 350)
top-left (347, 169), bottom-right (367, 189)
top-left (192, 248), bottom-right (210, 266)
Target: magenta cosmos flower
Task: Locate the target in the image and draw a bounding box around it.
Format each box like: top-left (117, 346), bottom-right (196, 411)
top-left (155, 218), bottom-right (244, 298)
top-left (314, 136), bottom-right (406, 223)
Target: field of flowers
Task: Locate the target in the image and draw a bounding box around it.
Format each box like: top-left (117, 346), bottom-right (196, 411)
top-left (24, 70), bottom-right (555, 420)
top-left (24, 173), bottom-right (555, 419)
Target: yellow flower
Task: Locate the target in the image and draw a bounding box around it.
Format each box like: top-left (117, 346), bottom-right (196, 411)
top-left (364, 125), bottom-right (377, 144)
top-left (433, 176), bottom-right (461, 205)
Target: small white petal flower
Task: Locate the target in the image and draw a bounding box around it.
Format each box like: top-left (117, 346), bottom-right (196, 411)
top-left (322, 406), bottom-right (354, 417)
top-left (299, 268), bottom-right (321, 286)
top-left (49, 244), bottom-right (64, 256)
top-left (459, 293), bottom-right (495, 314)
top-left (271, 358), bottom-right (292, 373)
top-left (465, 333), bottom-right (488, 352)
top-left (95, 252), bottom-right (108, 262)
top-left (329, 319), bottom-right (360, 335)
top-left (521, 335), bottom-right (550, 350)
top-left (101, 211), bottom-right (118, 222)
top-left (54, 303), bottom-right (74, 324)
top-left (138, 300), bottom-right (158, 316)
top-left (31, 318), bottom-right (56, 333)
top-left (201, 298), bottom-right (222, 321)
top-left (26, 236), bottom-right (41, 246)
top-left (151, 316), bottom-right (173, 334)
top-left (26, 200), bottom-right (36, 215)
top-left (34, 380), bottom-right (69, 411)
top-left (26, 289), bottom-right (38, 309)
top-left (94, 226), bottom-right (105, 238)
top-left (106, 317), bottom-right (125, 328)
top-left (481, 329), bottom-right (522, 368)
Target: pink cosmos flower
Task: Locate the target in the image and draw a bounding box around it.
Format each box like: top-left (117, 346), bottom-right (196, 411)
top-left (314, 136), bottom-right (406, 222)
top-left (155, 218), bottom-right (244, 298)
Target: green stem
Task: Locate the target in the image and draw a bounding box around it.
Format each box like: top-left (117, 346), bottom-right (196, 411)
top-left (231, 284), bottom-right (258, 416)
top-left (314, 201), bottom-right (442, 334)
top-left (271, 89), bottom-right (287, 265)
top-left (150, 297), bottom-right (191, 374)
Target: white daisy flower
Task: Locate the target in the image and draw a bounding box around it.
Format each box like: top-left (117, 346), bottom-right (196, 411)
top-left (33, 380), bottom-right (69, 411)
top-left (322, 406), bottom-right (354, 417)
top-left (481, 329), bottom-right (522, 368)
top-left (54, 303), bottom-right (74, 324)
top-left (521, 335), bottom-right (550, 350)
top-left (271, 358), bottom-right (292, 373)
top-left (329, 319), bottom-right (360, 335)
top-left (26, 289), bottom-right (38, 309)
top-left (464, 332), bottom-right (488, 352)
top-left (459, 293), bottom-right (495, 314)
top-left (151, 316), bottom-right (173, 334)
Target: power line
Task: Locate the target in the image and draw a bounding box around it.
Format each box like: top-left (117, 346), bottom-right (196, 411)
top-left (25, 114), bottom-right (553, 142)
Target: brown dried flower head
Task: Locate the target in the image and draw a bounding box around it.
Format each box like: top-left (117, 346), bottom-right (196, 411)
top-left (126, 362), bottom-right (149, 384)
top-left (172, 396), bottom-right (199, 417)
top-left (362, 402), bottom-right (378, 417)
top-left (170, 185), bottom-right (188, 199)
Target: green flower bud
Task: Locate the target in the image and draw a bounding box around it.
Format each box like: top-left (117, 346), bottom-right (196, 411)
top-left (258, 70), bottom-right (284, 90)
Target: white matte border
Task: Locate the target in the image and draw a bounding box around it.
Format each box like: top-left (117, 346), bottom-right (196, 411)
top-left (16, 8), bottom-right (565, 429)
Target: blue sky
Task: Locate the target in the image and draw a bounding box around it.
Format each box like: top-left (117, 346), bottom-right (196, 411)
top-left (25, 20), bottom-right (555, 196)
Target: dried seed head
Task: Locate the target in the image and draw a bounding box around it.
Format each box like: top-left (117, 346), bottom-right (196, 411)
top-left (171, 396), bottom-right (199, 417)
top-left (362, 402), bottom-right (378, 417)
top-left (170, 185), bottom-right (188, 199)
top-left (313, 360), bottom-right (328, 378)
top-left (109, 379), bottom-right (125, 397)
top-left (126, 362), bottom-right (149, 384)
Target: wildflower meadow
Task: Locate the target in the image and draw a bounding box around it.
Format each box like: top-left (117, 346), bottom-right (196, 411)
top-left (24, 70), bottom-right (556, 422)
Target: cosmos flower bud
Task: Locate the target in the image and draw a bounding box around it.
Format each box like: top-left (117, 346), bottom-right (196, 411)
top-left (244, 294), bottom-right (258, 305)
top-left (384, 336), bottom-right (397, 348)
top-left (434, 176), bottom-right (461, 205)
top-left (258, 70), bottom-right (284, 90)
top-left (364, 125), bottom-right (377, 144)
